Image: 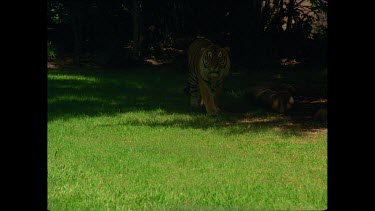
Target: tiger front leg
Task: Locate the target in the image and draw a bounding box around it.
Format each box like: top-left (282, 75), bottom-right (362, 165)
top-left (198, 80), bottom-right (220, 115)
top-left (189, 80), bottom-right (201, 108)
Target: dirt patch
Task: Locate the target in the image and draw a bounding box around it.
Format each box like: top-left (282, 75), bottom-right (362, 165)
top-left (47, 62), bottom-right (59, 69)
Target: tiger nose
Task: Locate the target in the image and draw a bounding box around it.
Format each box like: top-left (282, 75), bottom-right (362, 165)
top-left (210, 70), bottom-right (219, 77)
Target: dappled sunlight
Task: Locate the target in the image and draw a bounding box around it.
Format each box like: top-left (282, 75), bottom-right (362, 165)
top-left (310, 98), bottom-right (327, 104)
top-left (286, 129), bottom-right (327, 144)
top-left (48, 66), bottom-right (327, 210)
top-left (48, 73), bottom-right (99, 83)
top-left (144, 58), bottom-right (164, 66)
top-left (48, 95), bottom-right (104, 104)
top-left (48, 67), bottom-right (326, 138)
top-left (87, 109), bottom-right (326, 139)
top-left (237, 115), bottom-right (286, 124)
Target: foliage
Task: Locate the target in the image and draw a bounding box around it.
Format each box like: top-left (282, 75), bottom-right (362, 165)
top-left (47, 41), bottom-right (57, 60)
top-left (47, 0), bottom-right (68, 25)
top-left (46, 0), bottom-right (327, 68)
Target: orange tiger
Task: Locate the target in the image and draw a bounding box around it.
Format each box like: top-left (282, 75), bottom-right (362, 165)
top-left (187, 38), bottom-right (231, 115)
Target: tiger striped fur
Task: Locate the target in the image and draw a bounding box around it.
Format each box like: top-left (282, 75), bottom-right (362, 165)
top-left (187, 38), bottom-right (231, 115)
top-left (249, 86), bottom-right (294, 114)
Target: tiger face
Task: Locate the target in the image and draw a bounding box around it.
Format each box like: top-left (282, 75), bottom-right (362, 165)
top-left (199, 46), bottom-right (231, 93)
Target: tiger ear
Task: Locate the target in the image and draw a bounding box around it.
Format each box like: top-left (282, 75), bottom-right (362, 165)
top-left (223, 47), bottom-right (230, 52)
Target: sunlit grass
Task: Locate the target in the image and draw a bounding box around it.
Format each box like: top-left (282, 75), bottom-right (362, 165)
top-left (48, 67), bottom-right (327, 210)
top-left (48, 73), bottom-right (99, 82)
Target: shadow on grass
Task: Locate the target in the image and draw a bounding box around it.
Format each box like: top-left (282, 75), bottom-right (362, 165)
top-left (96, 110), bottom-right (326, 138)
top-left (48, 65), bottom-right (190, 120)
top-left (48, 66), bottom-right (326, 137)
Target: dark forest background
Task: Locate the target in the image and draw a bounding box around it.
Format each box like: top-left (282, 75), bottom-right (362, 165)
top-left (47, 0), bottom-right (327, 69)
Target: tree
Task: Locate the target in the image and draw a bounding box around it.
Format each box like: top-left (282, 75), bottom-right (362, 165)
top-left (71, 2), bottom-right (82, 64)
top-left (131, 0), bottom-right (143, 60)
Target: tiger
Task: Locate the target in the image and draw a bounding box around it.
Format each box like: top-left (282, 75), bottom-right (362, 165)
top-left (187, 38), bottom-right (231, 115)
top-left (250, 86), bottom-right (294, 114)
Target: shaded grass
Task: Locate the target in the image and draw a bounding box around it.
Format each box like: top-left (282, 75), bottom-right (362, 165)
top-left (48, 66), bottom-right (192, 122)
top-left (48, 65), bottom-right (327, 210)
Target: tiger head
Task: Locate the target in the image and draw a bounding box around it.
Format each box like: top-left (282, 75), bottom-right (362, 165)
top-left (199, 46), bottom-right (231, 92)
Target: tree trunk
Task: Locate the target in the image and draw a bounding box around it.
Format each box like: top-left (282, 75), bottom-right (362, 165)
top-left (261, 0), bottom-right (271, 31)
top-left (254, 0), bottom-right (264, 35)
top-left (131, 0), bottom-right (142, 60)
top-left (71, 4), bottom-right (81, 65)
top-left (278, 0), bottom-right (285, 32)
top-left (286, 0), bottom-right (295, 32)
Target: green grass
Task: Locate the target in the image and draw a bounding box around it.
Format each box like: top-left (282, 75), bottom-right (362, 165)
top-left (48, 65), bottom-right (327, 210)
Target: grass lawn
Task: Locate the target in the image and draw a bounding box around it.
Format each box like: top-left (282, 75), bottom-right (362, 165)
top-left (48, 64), bottom-right (327, 210)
